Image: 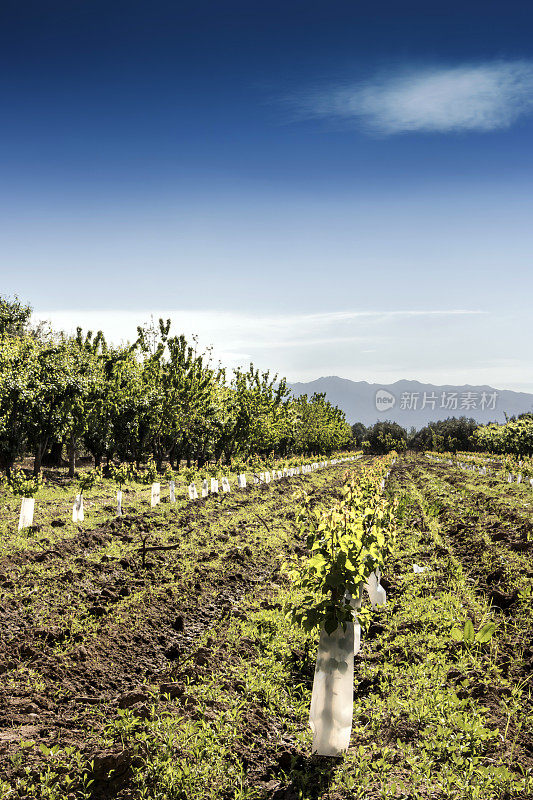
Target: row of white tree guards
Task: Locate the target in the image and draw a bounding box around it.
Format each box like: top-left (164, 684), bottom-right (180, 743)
top-left (17, 456), bottom-right (361, 531)
top-left (310, 466), bottom-right (392, 757)
top-left (426, 454), bottom-right (533, 487)
top-left (185, 460), bottom-right (347, 500)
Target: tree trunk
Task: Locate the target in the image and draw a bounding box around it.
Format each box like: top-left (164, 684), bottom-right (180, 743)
top-left (42, 440), bottom-right (63, 467)
top-left (68, 438), bottom-right (76, 478)
top-left (167, 445), bottom-right (175, 470)
top-left (33, 439), bottom-right (47, 476)
top-left (94, 453), bottom-right (102, 468)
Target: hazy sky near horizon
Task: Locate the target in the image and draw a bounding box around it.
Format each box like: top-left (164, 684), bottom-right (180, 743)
top-left (1, 1), bottom-right (532, 391)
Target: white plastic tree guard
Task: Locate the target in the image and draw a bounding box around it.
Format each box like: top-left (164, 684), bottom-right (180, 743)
top-left (221, 477), bottom-right (231, 493)
top-left (210, 478), bottom-right (219, 494)
top-left (169, 480), bottom-right (176, 503)
top-left (72, 494), bottom-right (84, 523)
top-left (309, 623), bottom-right (355, 756)
top-left (116, 490), bottom-right (123, 516)
top-left (348, 591), bottom-right (362, 656)
top-left (189, 483), bottom-right (199, 500)
top-left (364, 569), bottom-right (386, 609)
top-left (18, 497), bottom-right (35, 531)
top-left (201, 479), bottom-right (209, 498)
top-left (151, 482), bottom-right (160, 507)
top-left (238, 473), bottom-right (247, 488)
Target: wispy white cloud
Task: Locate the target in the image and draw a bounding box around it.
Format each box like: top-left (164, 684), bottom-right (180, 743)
top-left (32, 307), bottom-right (484, 375)
top-left (32, 307), bottom-right (485, 350)
top-left (31, 307), bottom-right (532, 391)
top-left (298, 61), bottom-right (533, 134)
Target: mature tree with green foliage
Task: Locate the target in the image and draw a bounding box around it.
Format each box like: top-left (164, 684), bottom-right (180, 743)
top-left (474, 417), bottom-right (533, 456)
top-left (0, 334), bottom-right (37, 476)
top-left (351, 422), bottom-right (367, 447)
top-left (0, 296), bottom-right (32, 337)
top-left (363, 421), bottom-right (407, 454)
top-left (410, 417), bottom-right (478, 453)
top-left (291, 392), bottom-right (352, 455)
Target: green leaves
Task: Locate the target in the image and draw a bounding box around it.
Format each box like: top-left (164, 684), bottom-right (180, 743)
top-left (8, 468), bottom-right (42, 497)
top-left (286, 454), bottom-right (396, 634)
top-left (463, 618), bottom-right (475, 644)
top-left (78, 467), bottom-right (102, 494)
top-left (450, 619), bottom-right (497, 646)
top-left (475, 622), bottom-right (497, 644)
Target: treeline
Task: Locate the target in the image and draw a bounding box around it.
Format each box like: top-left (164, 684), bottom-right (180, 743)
top-left (353, 414), bottom-right (533, 456)
top-left (351, 417), bottom-right (479, 454)
top-left (473, 416), bottom-right (533, 456)
top-left (0, 296), bottom-right (353, 477)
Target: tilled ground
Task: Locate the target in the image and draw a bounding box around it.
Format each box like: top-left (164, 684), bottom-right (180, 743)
top-left (2, 455), bottom-right (532, 800)
top-left (0, 463), bottom-right (355, 797)
top-left (394, 458), bottom-right (533, 771)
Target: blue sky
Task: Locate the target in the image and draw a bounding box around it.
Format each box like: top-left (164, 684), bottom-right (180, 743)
top-left (1, 1), bottom-right (532, 390)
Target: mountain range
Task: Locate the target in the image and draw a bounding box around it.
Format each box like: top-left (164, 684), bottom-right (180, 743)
top-left (287, 377), bottom-right (533, 429)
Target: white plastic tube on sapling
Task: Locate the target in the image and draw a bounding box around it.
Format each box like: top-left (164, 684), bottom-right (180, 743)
top-left (189, 483), bottom-right (199, 500)
top-left (72, 493), bottom-right (84, 522)
top-left (201, 479), bottom-right (209, 498)
top-left (116, 490), bottom-right (123, 516)
top-left (364, 569), bottom-right (386, 609)
top-left (151, 482), bottom-right (160, 507)
top-left (210, 478), bottom-right (219, 494)
top-left (18, 497), bottom-right (35, 531)
top-left (169, 480), bottom-right (176, 503)
top-left (309, 622), bottom-right (354, 756)
top-left (347, 590), bottom-right (362, 655)
top-left (221, 477), bottom-right (231, 493)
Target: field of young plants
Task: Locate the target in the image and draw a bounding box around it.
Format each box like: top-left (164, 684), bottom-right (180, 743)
top-left (0, 449), bottom-right (531, 800)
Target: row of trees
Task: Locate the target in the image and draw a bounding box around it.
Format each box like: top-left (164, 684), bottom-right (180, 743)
top-left (355, 415), bottom-right (533, 456)
top-left (0, 296), bottom-right (353, 477)
top-left (473, 416), bottom-right (533, 457)
top-left (353, 417), bottom-right (479, 454)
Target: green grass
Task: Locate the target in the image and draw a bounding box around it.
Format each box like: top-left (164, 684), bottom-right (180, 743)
top-left (1, 454), bottom-right (531, 800)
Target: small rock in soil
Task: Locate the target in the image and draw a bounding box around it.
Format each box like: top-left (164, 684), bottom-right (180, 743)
top-left (159, 682), bottom-right (185, 698)
top-left (164, 643), bottom-right (183, 660)
top-left (117, 690), bottom-right (149, 709)
top-left (90, 749), bottom-right (132, 780)
top-left (171, 615), bottom-right (185, 632)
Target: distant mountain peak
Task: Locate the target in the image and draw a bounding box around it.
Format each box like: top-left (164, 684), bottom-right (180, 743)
top-left (287, 377), bottom-right (533, 427)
